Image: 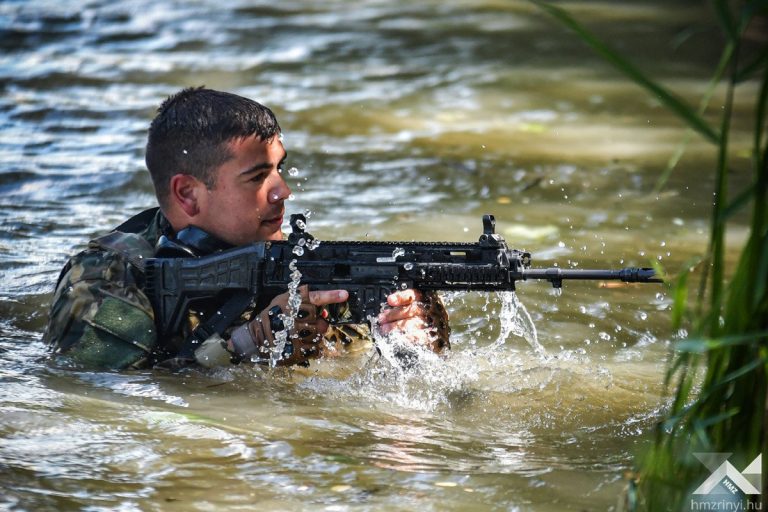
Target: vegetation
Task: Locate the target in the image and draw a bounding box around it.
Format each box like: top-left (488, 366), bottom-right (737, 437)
top-left (531, 1), bottom-right (768, 509)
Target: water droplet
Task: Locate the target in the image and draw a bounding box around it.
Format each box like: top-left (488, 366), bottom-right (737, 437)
top-left (558, 241), bottom-right (565, 248)
top-left (307, 239), bottom-right (321, 250)
top-left (182, 149), bottom-right (188, 155)
top-left (404, 262), bottom-right (414, 270)
top-left (303, 209), bottom-right (313, 218)
top-left (400, 282), bottom-right (408, 290)
top-left (297, 237), bottom-right (306, 247)
top-left (288, 193), bottom-right (295, 201)
top-left (296, 219), bottom-right (306, 230)
top-left (292, 246), bottom-right (304, 256)
top-left (392, 247), bottom-right (405, 259)
top-left (288, 167), bottom-right (299, 176)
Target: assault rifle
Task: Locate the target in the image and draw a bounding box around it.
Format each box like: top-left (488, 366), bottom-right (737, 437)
top-left (143, 214), bottom-right (660, 358)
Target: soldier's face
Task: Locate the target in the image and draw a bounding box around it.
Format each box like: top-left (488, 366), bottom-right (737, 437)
top-left (195, 135), bottom-right (291, 245)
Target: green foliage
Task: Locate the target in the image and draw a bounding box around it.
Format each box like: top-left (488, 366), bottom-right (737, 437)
top-left (531, 1), bottom-right (768, 509)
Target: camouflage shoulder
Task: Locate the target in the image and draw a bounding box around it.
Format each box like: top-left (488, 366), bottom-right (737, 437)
top-left (89, 230), bottom-right (155, 268)
top-left (44, 241), bottom-right (157, 370)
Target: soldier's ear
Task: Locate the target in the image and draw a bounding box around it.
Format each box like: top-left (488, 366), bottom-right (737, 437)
top-left (169, 173), bottom-right (203, 218)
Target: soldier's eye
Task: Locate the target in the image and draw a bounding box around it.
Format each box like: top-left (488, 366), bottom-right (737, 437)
top-left (250, 172), bottom-right (267, 183)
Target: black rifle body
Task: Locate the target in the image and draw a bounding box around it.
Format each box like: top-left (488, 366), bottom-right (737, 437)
top-left (143, 215), bottom-right (659, 342)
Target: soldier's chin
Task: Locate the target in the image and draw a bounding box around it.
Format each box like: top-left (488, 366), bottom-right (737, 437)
top-left (260, 221), bottom-right (284, 241)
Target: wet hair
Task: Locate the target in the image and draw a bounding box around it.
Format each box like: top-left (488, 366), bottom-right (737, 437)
top-left (145, 86), bottom-right (281, 209)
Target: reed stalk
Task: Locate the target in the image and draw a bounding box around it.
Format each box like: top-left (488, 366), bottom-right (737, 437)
top-left (531, 1), bottom-right (768, 509)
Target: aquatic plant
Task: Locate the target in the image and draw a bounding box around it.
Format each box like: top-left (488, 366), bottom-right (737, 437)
top-left (531, 1), bottom-right (768, 509)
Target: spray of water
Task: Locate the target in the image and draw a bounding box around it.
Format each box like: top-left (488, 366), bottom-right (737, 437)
top-left (347, 316), bottom-right (480, 411)
top-left (492, 292), bottom-right (545, 356)
top-left (267, 259), bottom-right (303, 367)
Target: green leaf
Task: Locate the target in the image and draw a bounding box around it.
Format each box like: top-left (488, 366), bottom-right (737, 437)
top-left (735, 50), bottom-right (768, 83)
top-left (655, 41), bottom-right (735, 193)
top-left (674, 330), bottom-right (768, 353)
top-left (529, 0), bottom-right (720, 145)
top-left (711, 0), bottom-right (738, 41)
top-left (718, 184), bottom-right (755, 222)
top-left (670, 262), bottom-right (693, 330)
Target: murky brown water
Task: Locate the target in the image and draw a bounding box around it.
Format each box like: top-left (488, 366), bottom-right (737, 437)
top-left (0, 1), bottom-right (752, 510)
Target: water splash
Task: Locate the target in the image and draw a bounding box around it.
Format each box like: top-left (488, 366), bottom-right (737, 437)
top-left (348, 319), bottom-right (479, 411)
top-left (493, 292), bottom-right (544, 356)
top-left (267, 259), bottom-right (303, 367)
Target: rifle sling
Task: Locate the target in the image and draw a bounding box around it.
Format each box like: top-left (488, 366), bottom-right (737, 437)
top-left (175, 290), bottom-right (254, 362)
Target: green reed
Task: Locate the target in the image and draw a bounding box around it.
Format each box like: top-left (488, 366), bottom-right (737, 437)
top-left (531, 1), bottom-right (767, 509)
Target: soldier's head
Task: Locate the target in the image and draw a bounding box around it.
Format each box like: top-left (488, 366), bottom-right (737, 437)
top-left (146, 87), bottom-right (291, 244)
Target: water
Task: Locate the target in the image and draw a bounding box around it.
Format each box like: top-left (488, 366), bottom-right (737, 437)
top-left (0, 1), bottom-right (749, 510)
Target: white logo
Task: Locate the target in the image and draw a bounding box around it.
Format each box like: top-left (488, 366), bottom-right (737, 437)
top-left (693, 453), bottom-right (762, 496)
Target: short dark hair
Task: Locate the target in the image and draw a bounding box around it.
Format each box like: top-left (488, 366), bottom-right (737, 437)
top-left (145, 87), bottom-right (281, 209)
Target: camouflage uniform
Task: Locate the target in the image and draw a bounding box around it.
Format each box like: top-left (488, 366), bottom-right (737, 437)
top-left (45, 208), bottom-right (450, 370)
top-left (45, 208), bottom-right (167, 369)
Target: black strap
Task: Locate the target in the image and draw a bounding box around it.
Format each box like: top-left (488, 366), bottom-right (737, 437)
top-left (174, 290), bottom-right (254, 363)
top-left (113, 207), bottom-right (161, 234)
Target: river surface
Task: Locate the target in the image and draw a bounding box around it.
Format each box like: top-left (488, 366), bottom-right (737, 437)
top-left (0, 1), bottom-right (756, 511)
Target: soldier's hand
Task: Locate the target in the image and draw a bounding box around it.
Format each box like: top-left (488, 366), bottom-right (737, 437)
top-left (377, 289), bottom-right (450, 353)
top-left (228, 285), bottom-right (348, 366)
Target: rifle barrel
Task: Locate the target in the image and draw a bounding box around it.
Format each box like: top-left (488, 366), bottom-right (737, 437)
top-left (521, 267), bottom-right (661, 286)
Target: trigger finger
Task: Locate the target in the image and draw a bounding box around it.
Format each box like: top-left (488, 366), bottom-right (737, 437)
top-left (308, 289), bottom-right (349, 306)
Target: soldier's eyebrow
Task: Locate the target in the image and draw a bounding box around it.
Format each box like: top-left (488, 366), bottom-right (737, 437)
top-left (239, 151), bottom-right (288, 176)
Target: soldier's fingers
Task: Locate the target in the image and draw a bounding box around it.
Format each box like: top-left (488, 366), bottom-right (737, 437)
top-left (378, 316), bottom-right (428, 334)
top-left (386, 288), bottom-right (422, 307)
top-left (314, 319), bottom-right (329, 336)
top-left (308, 289), bottom-right (349, 306)
top-left (378, 301), bottom-right (426, 324)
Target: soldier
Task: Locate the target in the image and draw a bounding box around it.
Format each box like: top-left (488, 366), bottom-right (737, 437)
top-left (44, 87), bottom-right (449, 370)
